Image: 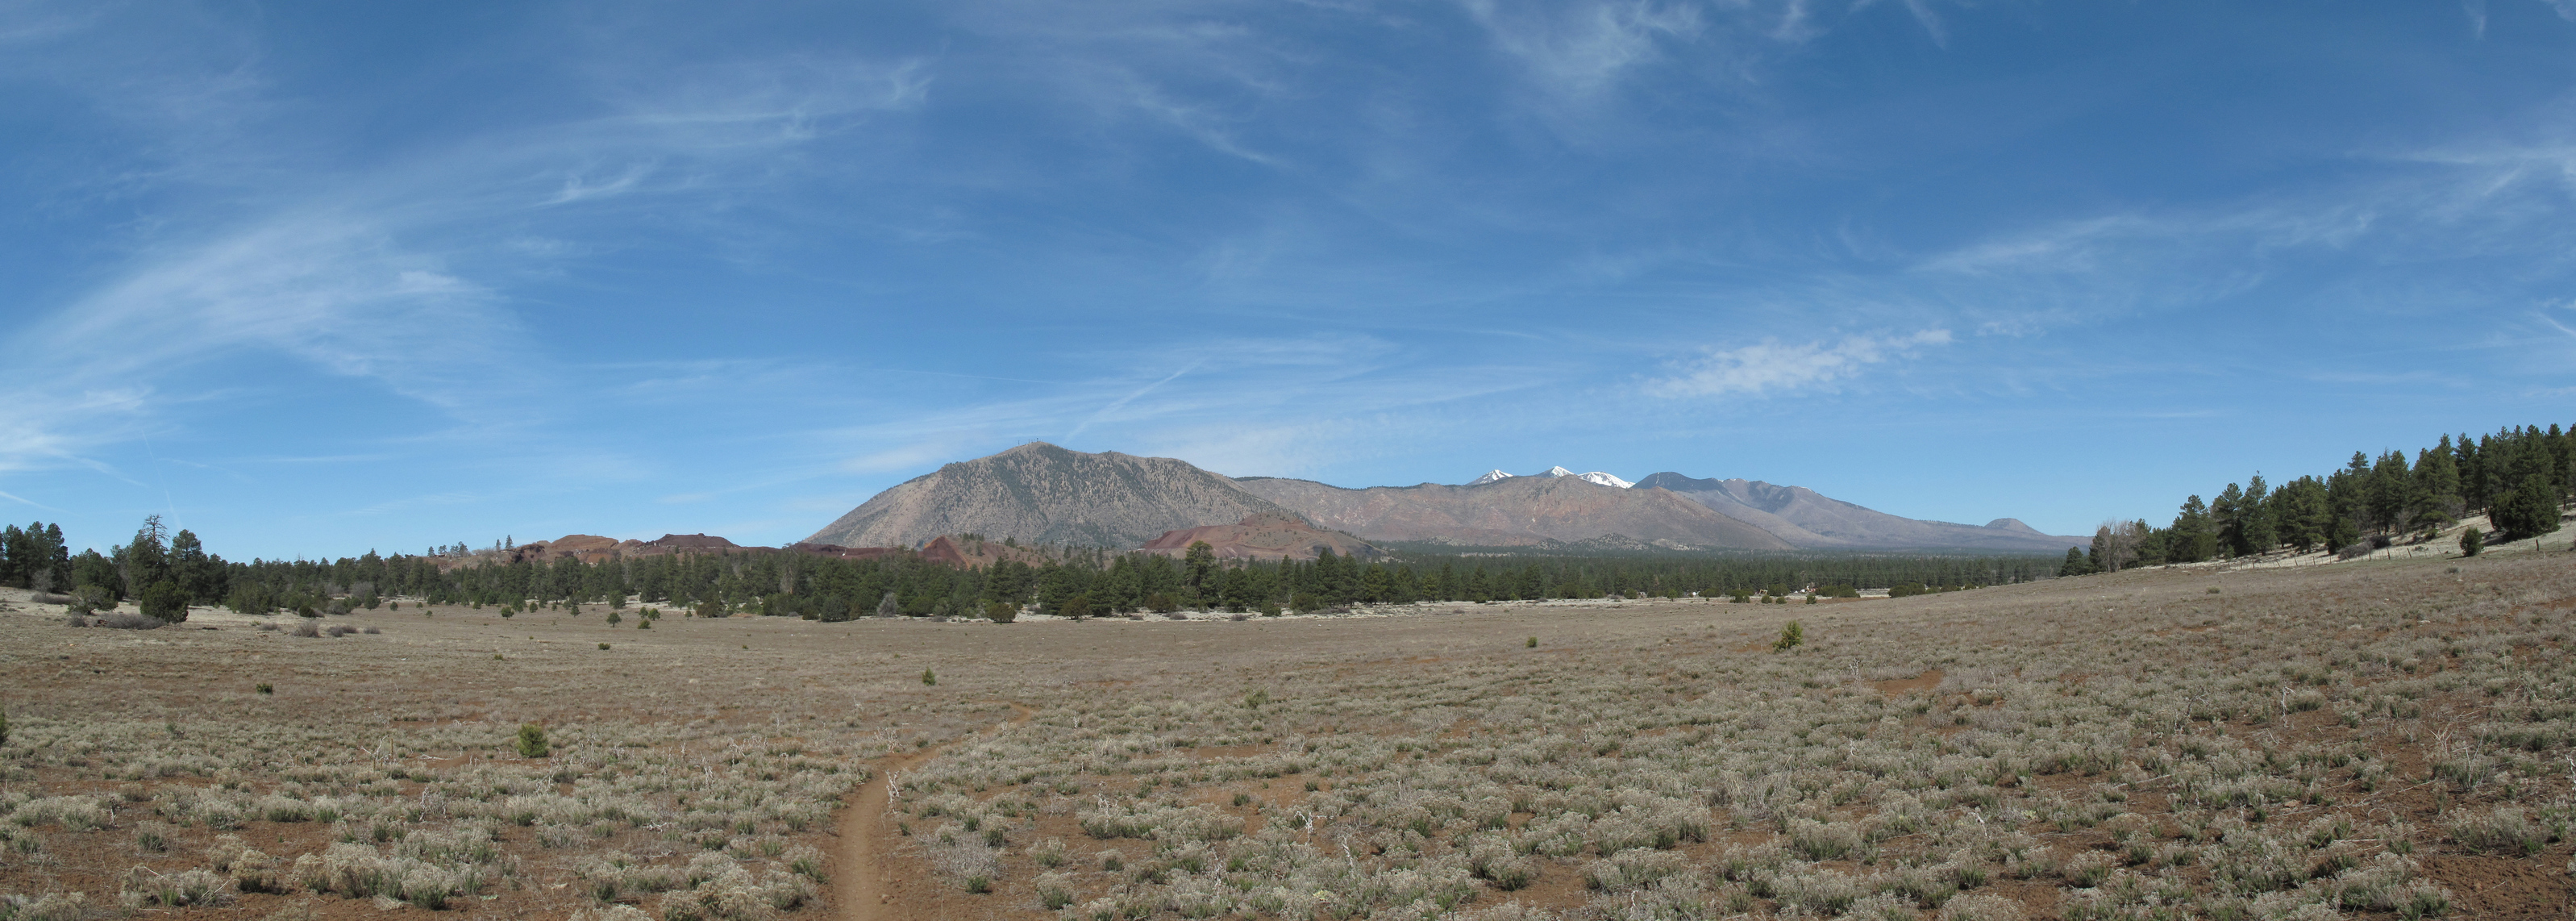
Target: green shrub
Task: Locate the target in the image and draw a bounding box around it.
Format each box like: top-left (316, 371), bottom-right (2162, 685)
top-left (514, 723), bottom-right (550, 759)
top-left (1773, 621), bottom-right (1804, 652)
top-left (922, 669), bottom-right (937, 686)
top-left (139, 580), bottom-right (189, 623)
top-left (2458, 527), bottom-right (2482, 556)
top-left (69, 584), bottom-right (114, 615)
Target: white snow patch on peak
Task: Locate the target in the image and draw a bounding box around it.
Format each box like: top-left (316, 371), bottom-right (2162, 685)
top-left (1530, 466), bottom-right (1633, 488)
top-left (1467, 469), bottom-right (1514, 486)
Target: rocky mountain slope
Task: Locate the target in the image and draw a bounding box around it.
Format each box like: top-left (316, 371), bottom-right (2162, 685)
top-left (802, 442), bottom-right (1306, 548)
top-left (1233, 475), bottom-right (1792, 549)
top-left (1135, 514), bottom-right (1381, 561)
top-left (1633, 473), bottom-right (2083, 552)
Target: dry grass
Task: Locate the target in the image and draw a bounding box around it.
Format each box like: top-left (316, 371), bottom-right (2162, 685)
top-left (3, 548), bottom-right (2574, 919)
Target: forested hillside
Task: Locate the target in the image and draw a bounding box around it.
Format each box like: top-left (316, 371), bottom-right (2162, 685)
top-left (2069, 423), bottom-right (2572, 574)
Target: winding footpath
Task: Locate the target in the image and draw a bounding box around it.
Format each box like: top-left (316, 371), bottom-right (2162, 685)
top-left (835, 704), bottom-right (1033, 921)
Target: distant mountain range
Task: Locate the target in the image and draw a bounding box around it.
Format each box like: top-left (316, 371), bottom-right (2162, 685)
top-left (1633, 473), bottom-right (2075, 553)
top-left (801, 444), bottom-right (2085, 556)
top-left (1231, 474), bottom-right (1787, 549)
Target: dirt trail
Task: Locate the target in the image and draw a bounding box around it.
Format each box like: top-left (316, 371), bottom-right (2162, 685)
top-left (836, 703), bottom-right (1034, 921)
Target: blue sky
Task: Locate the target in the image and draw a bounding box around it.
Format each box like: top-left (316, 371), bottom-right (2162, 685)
top-left (5, 1), bottom-right (2574, 559)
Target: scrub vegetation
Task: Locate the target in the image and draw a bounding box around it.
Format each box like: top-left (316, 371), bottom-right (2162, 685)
top-left (2, 531), bottom-right (2571, 919)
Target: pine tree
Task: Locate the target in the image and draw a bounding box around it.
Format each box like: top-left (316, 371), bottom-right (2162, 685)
top-left (2240, 474), bottom-right (2277, 555)
top-left (2367, 450), bottom-right (2413, 536)
top-left (170, 529), bottom-right (226, 605)
top-left (2212, 483), bottom-right (2245, 558)
top-left (2456, 432), bottom-right (2488, 515)
top-left (0, 523), bottom-right (21, 588)
top-left (2416, 437), bottom-right (2464, 523)
top-left (2132, 519), bottom-right (2170, 565)
top-left (2271, 477), bottom-right (2328, 552)
top-left (2554, 423), bottom-right (2574, 505)
top-left (2493, 475), bottom-right (2564, 541)
top-left (2325, 459), bottom-right (2366, 546)
top-left (1182, 540), bottom-right (1216, 600)
top-left (2170, 496), bottom-right (2216, 563)
top-left (72, 548), bottom-right (121, 601)
top-left (120, 515), bottom-right (172, 600)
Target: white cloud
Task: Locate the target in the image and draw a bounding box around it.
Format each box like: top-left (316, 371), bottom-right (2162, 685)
top-left (1643, 329), bottom-right (1953, 399)
top-left (0, 32), bottom-right (939, 480)
top-left (1900, 0), bottom-right (1948, 48)
top-left (1463, 0), bottom-right (1705, 99)
top-left (20, 210), bottom-right (535, 417)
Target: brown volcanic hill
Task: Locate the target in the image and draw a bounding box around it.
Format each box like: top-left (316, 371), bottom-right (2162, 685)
top-left (1136, 514), bottom-right (1381, 561)
top-left (1231, 475), bottom-right (1792, 550)
top-left (917, 535), bottom-right (1058, 568)
top-left (434, 531), bottom-right (769, 571)
top-left (786, 542), bottom-right (905, 561)
top-left (642, 533), bottom-right (743, 552)
top-left (1632, 473), bottom-right (2084, 553)
top-left (803, 442), bottom-right (1307, 549)
top-left (788, 536), bottom-right (1055, 568)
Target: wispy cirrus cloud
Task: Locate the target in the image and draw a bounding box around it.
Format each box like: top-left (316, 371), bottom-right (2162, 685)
top-left (1643, 329), bottom-right (1953, 399)
top-left (0, 15), bottom-right (934, 477)
top-left (1462, 0), bottom-right (1706, 100)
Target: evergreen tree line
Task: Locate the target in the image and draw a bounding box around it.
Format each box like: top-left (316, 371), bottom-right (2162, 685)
top-left (210, 540), bottom-right (2051, 620)
top-left (1, 515), bottom-right (225, 623)
top-left (13, 515), bottom-right (2054, 623)
top-left (2066, 423), bottom-right (2572, 576)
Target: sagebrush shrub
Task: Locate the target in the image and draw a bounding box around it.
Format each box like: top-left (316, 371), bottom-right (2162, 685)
top-left (2447, 806), bottom-right (2544, 855)
top-left (117, 866), bottom-right (234, 908)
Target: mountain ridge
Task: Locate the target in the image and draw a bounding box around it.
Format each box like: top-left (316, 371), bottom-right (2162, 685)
top-left (1230, 475), bottom-right (1792, 550)
top-left (801, 444), bottom-right (2081, 555)
top-left (803, 442), bottom-right (1306, 548)
top-left (1633, 473), bottom-right (2081, 552)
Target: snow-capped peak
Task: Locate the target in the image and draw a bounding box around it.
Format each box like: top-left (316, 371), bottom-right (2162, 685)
top-left (1467, 469), bottom-right (1514, 486)
top-left (1524, 466), bottom-right (1632, 488)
